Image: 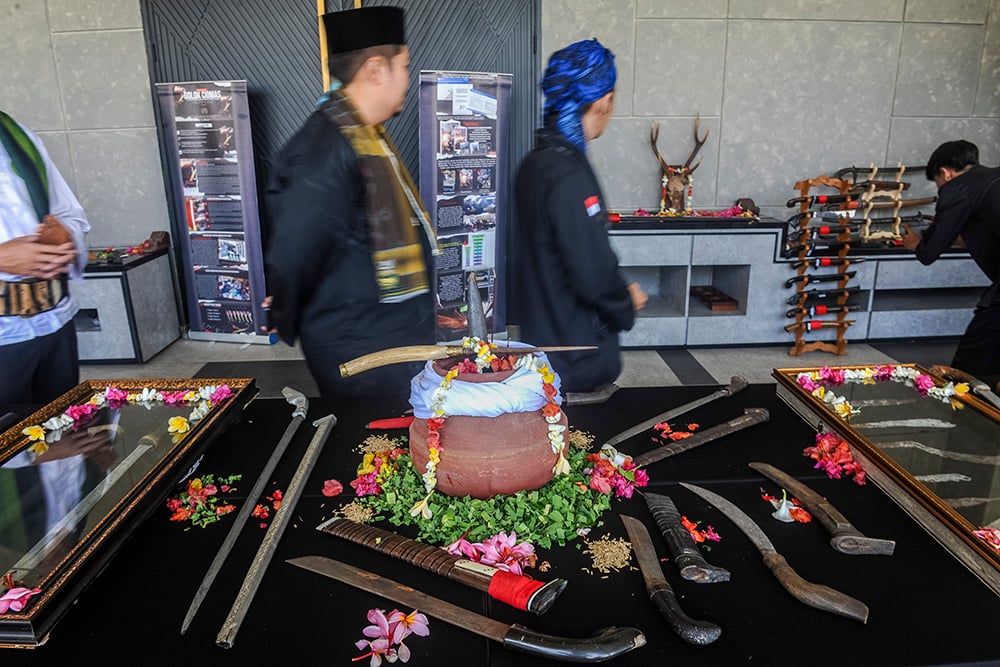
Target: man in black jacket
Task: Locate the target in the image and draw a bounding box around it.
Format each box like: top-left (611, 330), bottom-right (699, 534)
top-left (266, 6), bottom-right (437, 396)
top-left (514, 39), bottom-right (647, 392)
top-left (903, 140), bottom-right (1000, 388)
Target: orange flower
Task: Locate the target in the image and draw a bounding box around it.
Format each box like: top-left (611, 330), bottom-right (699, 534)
top-left (542, 402), bottom-right (561, 418)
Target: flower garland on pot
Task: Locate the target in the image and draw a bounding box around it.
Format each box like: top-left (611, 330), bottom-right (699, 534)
top-left (409, 337), bottom-right (570, 521)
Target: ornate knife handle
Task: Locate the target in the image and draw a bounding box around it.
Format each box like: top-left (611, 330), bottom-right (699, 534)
top-left (321, 518), bottom-right (567, 614)
top-left (644, 493), bottom-right (730, 583)
top-left (648, 583), bottom-right (721, 645)
top-left (503, 625), bottom-right (646, 663)
top-left (761, 552), bottom-right (869, 624)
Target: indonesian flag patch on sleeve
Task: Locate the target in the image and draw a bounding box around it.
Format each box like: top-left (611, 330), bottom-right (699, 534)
top-left (584, 195), bottom-right (601, 217)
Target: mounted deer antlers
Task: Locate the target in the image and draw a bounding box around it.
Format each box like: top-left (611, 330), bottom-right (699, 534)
top-left (650, 114), bottom-right (710, 212)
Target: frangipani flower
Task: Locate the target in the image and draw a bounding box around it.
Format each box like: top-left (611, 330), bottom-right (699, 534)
top-left (763, 489), bottom-right (811, 523)
top-left (168, 416), bottom-right (190, 434)
top-left (0, 587), bottom-right (41, 614)
top-left (355, 607), bottom-right (428, 665)
top-left (387, 609), bottom-right (430, 639)
top-left (22, 425), bottom-right (45, 442)
top-left (409, 494), bottom-right (433, 520)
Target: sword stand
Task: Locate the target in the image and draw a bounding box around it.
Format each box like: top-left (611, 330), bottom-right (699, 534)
top-left (785, 174), bottom-right (854, 356)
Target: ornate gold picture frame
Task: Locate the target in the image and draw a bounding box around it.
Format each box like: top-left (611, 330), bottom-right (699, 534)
top-left (0, 378), bottom-right (256, 647)
top-left (774, 364), bottom-right (1000, 598)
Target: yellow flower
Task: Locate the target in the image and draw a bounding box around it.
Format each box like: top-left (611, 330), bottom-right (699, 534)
top-left (409, 494), bottom-right (433, 520)
top-left (168, 416), bottom-right (190, 434)
top-left (357, 452), bottom-right (377, 475)
top-left (552, 452), bottom-right (571, 476)
top-left (428, 447), bottom-right (440, 464)
top-left (834, 402), bottom-right (854, 418)
top-left (22, 425), bottom-right (45, 442)
top-left (954, 383), bottom-right (970, 396)
top-left (28, 441), bottom-right (49, 457)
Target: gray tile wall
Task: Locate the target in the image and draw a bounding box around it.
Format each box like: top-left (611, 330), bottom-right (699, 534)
top-left (4, 2), bottom-right (998, 249)
top-left (0, 0), bottom-right (169, 248)
top-left (542, 1), bottom-right (1000, 217)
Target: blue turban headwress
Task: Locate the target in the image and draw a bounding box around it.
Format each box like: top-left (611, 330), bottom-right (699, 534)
top-left (541, 38), bottom-right (616, 151)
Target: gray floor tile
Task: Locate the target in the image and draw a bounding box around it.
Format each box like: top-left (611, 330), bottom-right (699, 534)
top-left (689, 344), bottom-right (899, 385)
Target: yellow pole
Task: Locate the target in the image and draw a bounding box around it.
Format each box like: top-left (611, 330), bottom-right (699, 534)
top-left (317, 0), bottom-right (329, 91)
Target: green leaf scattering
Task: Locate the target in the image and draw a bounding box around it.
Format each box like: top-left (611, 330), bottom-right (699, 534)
top-left (358, 446), bottom-right (609, 549)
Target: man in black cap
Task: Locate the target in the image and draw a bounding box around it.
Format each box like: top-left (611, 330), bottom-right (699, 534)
top-left (902, 139), bottom-right (1000, 389)
top-left (266, 6), bottom-right (438, 396)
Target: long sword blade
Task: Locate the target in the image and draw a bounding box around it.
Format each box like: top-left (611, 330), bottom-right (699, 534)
top-left (603, 376), bottom-right (748, 449)
top-left (287, 556), bottom-right (647, 662)
top-left (180, 386), bottom-right (308, 634)
top-left (216, 413), bottom-right (337, 648)
top-left (632, 408), bottom-right (769, 468)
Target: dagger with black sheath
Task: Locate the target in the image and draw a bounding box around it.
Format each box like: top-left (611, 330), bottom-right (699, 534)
top-left (620, 515), bottom-right (722, 645)
top-left (316, 517), bottom-right (567, 614)
top-left (642, 492), bottom-right (730, 583)
top-left (601, 375), bottom-right (747, 450)
top-left (787, 225), bottom-right (855, 242)
top-left (784, 271), bottom-right (856, 288)
top-left (792, 256), bottom-right (865, 270)
top-left (786, 304), bottom-right (855, 319)
top-left (785, 240), bottom-right (851, 256)
top-left (679, 483), bottom-right (869, 623)
top-left (832, 164), bottom-right (925, 181)
top-left (784, 320), bottom-right (856, 333)
top-left (786, 286), bottom-right (860, 305)
top-left (747, 462), bottom-right (895, 556)
top-left (287, 556), bottom-right (646, 662)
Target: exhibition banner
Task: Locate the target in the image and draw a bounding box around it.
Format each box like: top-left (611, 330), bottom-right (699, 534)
top-left (156, 80), bottom-right (272, 343)
top-left (418, 71), bottom-right (512, 341)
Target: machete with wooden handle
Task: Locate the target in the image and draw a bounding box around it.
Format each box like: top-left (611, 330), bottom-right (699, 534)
top-left (316, 516), bottom-right (567, 614)
top-left (748, 462), bottom-right (895, 556)
top-left (287, 556), bottom-right (646, 663)
top-left (680, 483), bottom-right (869, 623)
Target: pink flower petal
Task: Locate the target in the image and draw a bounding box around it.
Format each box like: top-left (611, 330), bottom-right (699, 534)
top-left (322, 479), bottom-right (343, 497)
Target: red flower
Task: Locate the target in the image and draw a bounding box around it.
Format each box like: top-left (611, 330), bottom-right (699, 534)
top-left (542, 402), bottom-right (561, 418)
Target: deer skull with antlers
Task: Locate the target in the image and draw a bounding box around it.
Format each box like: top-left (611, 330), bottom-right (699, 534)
top-left (650, 114), bottom-right (710, 213)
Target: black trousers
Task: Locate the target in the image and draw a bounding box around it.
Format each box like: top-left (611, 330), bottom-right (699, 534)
top-left (0, 321), bottom-right (79, 415)
top-left (952, 300), bottom-right (1000, 390)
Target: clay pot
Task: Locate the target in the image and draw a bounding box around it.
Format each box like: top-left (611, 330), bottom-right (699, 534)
top-left (408, 358), bottom-right (567, 499)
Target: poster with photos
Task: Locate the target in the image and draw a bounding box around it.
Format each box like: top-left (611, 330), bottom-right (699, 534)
top-left (419, 71), bottom-right (512, 342)
top-left (156, 80), bottom-right (272, 342)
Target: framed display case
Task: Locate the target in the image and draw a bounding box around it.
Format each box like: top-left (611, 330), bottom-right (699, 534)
top-left (774, 364), bottom-right (1000, 597)
top-left (0, 378), bottom-right (257, 647)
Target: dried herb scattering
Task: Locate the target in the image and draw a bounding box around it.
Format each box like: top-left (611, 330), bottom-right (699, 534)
top-left (582, 535), bottom-right (633, 574)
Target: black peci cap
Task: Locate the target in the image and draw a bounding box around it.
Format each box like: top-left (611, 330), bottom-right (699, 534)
top-left (323, 6), bottom-right (405, 55)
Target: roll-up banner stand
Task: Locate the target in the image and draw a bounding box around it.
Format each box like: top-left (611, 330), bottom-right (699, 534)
top-left (156, 80), bottom-right (273, 343)
top-left (418, 71), bottom-right (512, 342)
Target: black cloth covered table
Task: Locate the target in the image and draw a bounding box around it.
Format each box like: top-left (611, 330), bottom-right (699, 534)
top-left (4, 385), bottom-right (999, 665)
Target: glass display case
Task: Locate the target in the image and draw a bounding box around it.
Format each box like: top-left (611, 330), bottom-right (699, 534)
top-left (774, 364), bottom-right (1000, 597)
top-left (0, 378), bottom-right (256, 647)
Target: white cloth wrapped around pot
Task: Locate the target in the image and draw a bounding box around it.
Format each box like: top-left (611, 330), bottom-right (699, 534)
top-left (408, 342), bottom-right (563, 418)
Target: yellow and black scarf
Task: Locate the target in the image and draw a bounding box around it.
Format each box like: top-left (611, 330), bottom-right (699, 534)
top-left (322, 89), bottom-right (438, 304)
